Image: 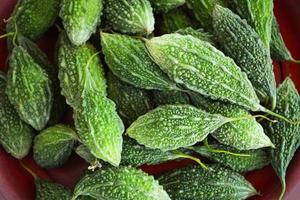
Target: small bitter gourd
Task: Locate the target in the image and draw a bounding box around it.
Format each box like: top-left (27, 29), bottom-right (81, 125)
top-left (149, 0), bottom-right (186, 13)
top-left (35, 178), bottom-right (71, 200)
top-left (103, 0), bottom-right (155, 35)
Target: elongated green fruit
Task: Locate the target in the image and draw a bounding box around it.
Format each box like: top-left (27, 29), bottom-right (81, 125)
top-left (107, 72), bottom-right (152, 126)
top-left (6, 46), bottom-right (52, 130)
top-left (159, 164), bottom-right (257, 200)
top-left (150, 0), bottom-right (185, 13)
top-left (186, 0), bottom-right (226, 29)
top-left (59, 0), bottom-right (103, 45)
top-left (229, 0), bottom-right (273, 49)
top-left (153, 90), bottom-right (190, 105)
top-left (33, 124), bottom-right (77, 168)
top-left (0, 72), bottom-right (34, 159)
top-left (6, 0), bottom-right (61, 41)
top-left (212, 6), bottom-right (276, 110)
top-left (146, 33), bottom-right (260, 111)
top-left (101, 33), bottom-right (177, 91)
top-left (103, 0), bottom-right (155, 35)
top-left (57, 33), bottom-right (106, 108)
top-left (35, 178), bottom-right (71, 200)
top-left (190, 92), bottom-right (274, 150)
top-left (74, 90), bottom-right (124, 167)
top-left (72, 167), bottom-right (171, 200)
top-left (191, 144), bottom-right (270, 172)
top-left (265, 78), bottom-right (300, 200)
top-left (127, 105), bottom-right (234, 151)
top-left (176, 27), bottom-right (216, 46)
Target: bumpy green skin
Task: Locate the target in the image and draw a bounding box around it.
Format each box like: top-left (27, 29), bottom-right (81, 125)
top-left (153, 90), bottom-right (189, 106)
top-left (33, 124), bottom-right (76, 168)
top-left (146, 33), bottom-right (260, 111)
top-left (176, 27), bottom-right (216, 46)
top-left (265, 78), bottom-right (300, 198)
top-left (101, 33), bottom-right (177, 91)
top-left (159, 164), bottom-right (257, 200)
top-left (270, 15), bottom-right (293, 61)
top-left (17, 35), bottom-right (66, 125)
top-left (107, 72), bottom-right (152, 126)
top-left (192, 144), bottom-right (270, 173)
top-left (190, 92), bottom-right (274, 150)
top-left (0, 72), bottom-right (34, 159)
top-left (59, 0), bottom-right (103, 45)
top-left (150, 0), bottom-right (185, 13)
top-left (6, 0), bottom-right (61, 41)
top-left (72, 167), bottom-right (171, 200)
top-left (229, 0), bottom-right (273, 49)
top-left (127, 104), bottom-right (230, 151)
top-left (6, 46), bottom-right (52, 130)
top-left (57, 33), bottom-right (106, 108)
top-left (186, 0), bottom-right (226, 29)
top-left (35, 178), bottom-right (71, 200)
top-left (212, 6), bottom-right (276, 110)
top-left (74, 90), bottom-right (124, 167)
top-left (103, 0), bottom-right (155, 35)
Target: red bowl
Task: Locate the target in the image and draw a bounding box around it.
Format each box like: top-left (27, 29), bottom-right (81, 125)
top-left (1, 0), bottom-right (300, 199)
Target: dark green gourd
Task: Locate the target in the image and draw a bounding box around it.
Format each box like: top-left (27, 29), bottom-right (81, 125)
top-left (101, 32), bottom-right (178, 91)
top-left (107, 72), bottom-right (153, 126)
top-left (212, 6), bottom-right (276, 110)
top-left (72, 167), bottom-right (171, 200)
top-left (59, 0), bottom-right (103, 45)
top-left (6, 46), bottom-right (52, 130)
top-left (0, 71), bottom-right (34, 159)
top-left (149, 0), bottom-right (185, 13)
top-left (35, 178), bottom-right (71, 200)
top-left (191, 144), bottom-right (270, 173)
top-left (153, 90), bottom-right (190, 106)
top-left (159, 164), bottom-right (257, 200)
top-left (190, 92), bottom-right (274, 150)
top-left (33, 124), bottom-right (77, 168)
top-left (103, 0), bottom-right (155, 35)
top-left (265, 78), bottom-right (300, 200)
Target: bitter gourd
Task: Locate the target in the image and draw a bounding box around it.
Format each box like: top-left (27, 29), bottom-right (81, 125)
top-left (159, 164), bottom-right (257, 200)
top-left (59, 0), bottom-right (103, 45)
top-left (103, 0), bottom-right (155, 35)
top-left (72, 167), bottom-right (171, 200)
top-left (0, 72), bottom-right (34, 159)
top-left (35, 178), bottom-right (71, 200)
top-left (149, 0), bottom-right (185, 13)
top-left (107, 72), bottom-right (152, 126)
top-left (101, 32), bottom-right (178, 91)
top-left (6, 46), bottom-right (52, 130)
top-left (33, 124), bottom-right (77, 168)
top-left (153, 90), bottom-right (190, 105)
top-left (212, 6), bottom-right (276, 110)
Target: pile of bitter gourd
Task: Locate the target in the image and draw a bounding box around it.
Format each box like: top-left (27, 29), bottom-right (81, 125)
top-left (0, 0), bottom-right (299, 199)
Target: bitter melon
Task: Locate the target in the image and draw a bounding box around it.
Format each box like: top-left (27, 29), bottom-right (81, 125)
top-left (159, 164), bottom-right (257, 200)
top-left (72, 167), bottom-right (171, 200)
top-left (150, 0), bottom-right (185, 13)
top-left (33, 124), bottom-right (77, 168)
top-left (153, 90), bottom-right (190, 105)
top-left (101, 32), bottom-right (178, 91)
top-left (212, 6), bottom-right (276, 110)
top-left (35, 178), bottom-right (71, 200)
top-left (6, 46), bottom-right (52, 130)
top-left (103, 0), bottom-right (155, 35)
top-left (0, 72), bottom-right (34, 159)
top-left (59, 0), bottom-right (103, 45)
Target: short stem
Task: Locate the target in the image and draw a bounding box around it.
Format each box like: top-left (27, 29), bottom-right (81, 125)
top-left (173, 150), bottom-right (208, 169)
top-left (259, 105), bottom-right (300, 124)
top-left (0, 32), bottom-right (15, 39)
top-left (291, 58), bottom-right (300, 64)
top-left (19, 161), bottom-right (38, 180)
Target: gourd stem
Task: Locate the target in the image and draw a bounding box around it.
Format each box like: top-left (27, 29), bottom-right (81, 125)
top-left (291, 58), bottom-right (300, 64)
top-left (19, 161), bottom-right (38, 180)
top-left (278, 180), bottom-right (286, 200)
top-left (229, 114), bottom-right (277, 123)
top-left (0, 32), bottom-right (14, 39)
top-left (173, 150), bottom-right (208, 169)
top-left (259, 105), bottom-right (300, 124)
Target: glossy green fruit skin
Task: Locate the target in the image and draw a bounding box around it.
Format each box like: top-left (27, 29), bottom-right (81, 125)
top-left (101, 33), bottom-right (177, 91)
top-left (176, 27), bottom-right (216, 46)
top-left (153, 90), bottom-right (189, 106)
top-left (33, 124), bottom-right (76, 168)
top-left (192, 144), bottom-right (270, 173)
top-left (146, 33), bottom-right (260, 111)
top-left (127, 104), bottom-right (230, 151)
top-left (6, 46), bottom-right (52, 130)
top-left (190, 92), bottom-right (274, 150)
top-left (35, 178), bottom-right (71, 200)
top-left (150, 0), bottom-right (185, 13)
top-left (159, 164), bottom-right (257, 200)
top-left (72, 167), bottom-right (171, 200)
top-left (0, 72), bottom-right (34, 159)
top-left (265, 78), bottom-right (300, 198)
top-left (103, 0), bottom-right (155, 35)
top-left (212, 6), bottom-right (276, 110)
top-left (6, 0), bottom-right (61, 41)
top-left (59, 0), bottom-right (103, 45)
top-left (107, 72), bottom-right (153, 126)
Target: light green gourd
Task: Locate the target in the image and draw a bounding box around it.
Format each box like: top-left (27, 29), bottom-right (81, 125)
top-left (35, 178), bottom-right (72, 200)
